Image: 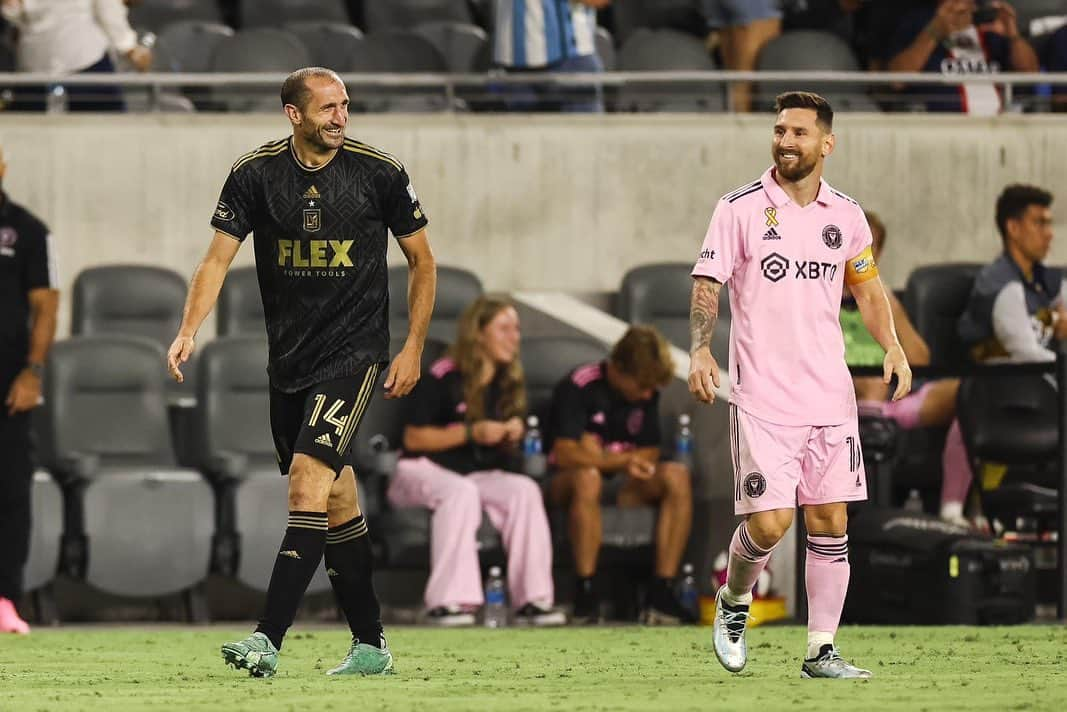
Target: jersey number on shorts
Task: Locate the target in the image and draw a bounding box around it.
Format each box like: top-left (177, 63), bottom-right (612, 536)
top-left (309, 394), bottom-right (348, 436)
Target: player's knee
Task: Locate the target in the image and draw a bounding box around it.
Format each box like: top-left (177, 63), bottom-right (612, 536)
top-left (287, 455), bottom-right (334, 511)
top-left (746, 514), bottom-right (791, 548)
top-left (659, 462), bottom-right (692, 497)
top-left (806, 509), bottom-right (847, 537)
top-left (571, 467), bottom-right (603, 503)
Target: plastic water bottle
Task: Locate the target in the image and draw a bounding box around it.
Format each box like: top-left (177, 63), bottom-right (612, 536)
top-left (522, 415), bottom-right (546, 479)
top-left (675, 413), bottom-right (693, 469)
top-left (484, 565), bottom-right (508, 628)
top-left (904, 489), bottom-right (923, 513)
top-left (677, 562), bottom-right (698, 619)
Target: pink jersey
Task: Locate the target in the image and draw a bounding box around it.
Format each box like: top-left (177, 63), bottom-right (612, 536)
top-left (692, 167), bottom-right (874, 426)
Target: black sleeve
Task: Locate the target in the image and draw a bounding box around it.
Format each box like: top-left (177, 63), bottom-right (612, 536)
top-left (407, 372), bottom-right (454, 427)
top-left (635, 392), bottom-right (662, 448)
top-left (210, 165), bottom-right (256, 241)
top-left (22, 218), bottom-right (54, 291)
top-left (550, 378), bottom-right (589, 441)
top-left (382, 165), bottom-right (429, 239)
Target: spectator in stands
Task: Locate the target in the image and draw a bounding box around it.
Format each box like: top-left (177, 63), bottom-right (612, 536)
top-left (887, 0), bottom-right (1039, 115)
top-left (959, 185), bottom-right (1062, 363)
top-left (1, 0), bottom-right (152, 111)
top-left (0, 144), bottom-right (59, 634)
top-left (702, 0), bottom-right (782, 112)
top-left (843, 212), bottom-right (974, 527)
top-left (492, 0), bottom-right (609, 112)
top-left (389, 296), bottom-right (565, 627)
top-left (548, 326), bottom-right (694, 624)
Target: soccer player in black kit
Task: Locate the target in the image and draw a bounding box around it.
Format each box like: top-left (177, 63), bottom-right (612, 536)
top-left (167, 68), bottom-right (437, 678)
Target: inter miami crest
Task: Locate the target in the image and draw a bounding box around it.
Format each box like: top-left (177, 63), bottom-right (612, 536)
top-left (744, 472), bottom-right (767, 498)
top-left (822, 224), bottom-right (842, 249)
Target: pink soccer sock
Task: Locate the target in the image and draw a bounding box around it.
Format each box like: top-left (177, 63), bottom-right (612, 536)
top-left (939, 418), bottom-right (974, 510)
top-left (805, 535), bottom-right (850, 638)
top-left (880, 382), bottom-right (933, 430)
top-left (725, 521), bottom-right (775, 602)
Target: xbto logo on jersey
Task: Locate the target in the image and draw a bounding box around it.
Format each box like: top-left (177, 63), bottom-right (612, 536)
top-left (760, 252), bottom-right (789, 282)
top-left (277, 239), bottom-right (354, 268)
top-left (761, 252), bottom-right (839, 283)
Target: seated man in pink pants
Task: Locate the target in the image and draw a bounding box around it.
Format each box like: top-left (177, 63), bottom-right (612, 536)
top-left (841, 211), bottom-right (975, 527)
top-left (388, 296), bottom-right (564, 627)
top-left (548, 326), bottom-right (694, 625)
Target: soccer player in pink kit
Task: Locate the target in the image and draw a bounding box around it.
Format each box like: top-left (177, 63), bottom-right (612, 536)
top-left (688, 92), bottom-right (912, 678)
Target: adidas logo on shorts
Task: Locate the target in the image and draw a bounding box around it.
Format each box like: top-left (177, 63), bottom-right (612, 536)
top-left (315, 433), bottom-right (334, 447)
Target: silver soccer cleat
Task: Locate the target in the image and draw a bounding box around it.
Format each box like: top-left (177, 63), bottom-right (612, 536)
top-left (801, 645), bottom-right (872, 679)
top-left (712, 585), bottom-right (751, 673)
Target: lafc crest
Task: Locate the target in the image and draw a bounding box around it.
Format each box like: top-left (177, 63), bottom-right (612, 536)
top-left (304, 209), bottom-right (321, 232)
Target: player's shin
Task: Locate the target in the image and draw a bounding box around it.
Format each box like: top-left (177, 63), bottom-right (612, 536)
top-left (255, 511), bottom-right (330, 649)
top-left (325, 514), bottom-right (384, 647)
top-left (724, 520), bottom-right (776, 605)
top-left (804, 534), bottom-right (850, 658)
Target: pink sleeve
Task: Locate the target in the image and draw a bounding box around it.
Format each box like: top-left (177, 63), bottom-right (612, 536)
top-left (847, 208), bottom-right (874, 261)
top-left (691, 199), bottom-right (740, 283)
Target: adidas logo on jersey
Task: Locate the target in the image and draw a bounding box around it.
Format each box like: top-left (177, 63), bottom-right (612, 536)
top-left (315, 433), bottom-right (334, 447)
top-left (762, 227), bottom-right (782, 240)
top-left (303, 185), bottom-right (321, 199)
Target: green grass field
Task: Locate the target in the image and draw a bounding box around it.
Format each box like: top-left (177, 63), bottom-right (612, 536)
top-left (2, 625), bottom-right (1066, 711)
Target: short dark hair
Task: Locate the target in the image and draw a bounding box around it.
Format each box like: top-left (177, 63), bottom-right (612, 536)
top-left (280, 67), bottom-right (342, 110)
top-left (774, 91), bottom-right (833, 132)
top-left (610, 325), bottom-right (674, 389)
top-left (995, 184), bottom-right (1053, 242)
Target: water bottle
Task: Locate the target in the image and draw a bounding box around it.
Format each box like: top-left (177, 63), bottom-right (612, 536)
top-left (677, 562), bottom-right (698, 619)
top-left (522, 415), bottom-right (546, 479)
top-left (904, 489), bottom-right (923, 513)
top-left (484, 565), bottom-right (508, 628)
top-left (46, 84), bottom-right (67, 114)
top-left (675, 413), bottom-right (693, 469)
top-left (368, 433), bottom-right (398, 476)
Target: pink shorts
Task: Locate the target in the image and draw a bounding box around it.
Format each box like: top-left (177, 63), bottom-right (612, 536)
top-left (729, 404), bottom-right (867, 515)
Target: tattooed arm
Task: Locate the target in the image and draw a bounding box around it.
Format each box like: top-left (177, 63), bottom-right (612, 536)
top-left (688, 276), bottom-right (723, 403)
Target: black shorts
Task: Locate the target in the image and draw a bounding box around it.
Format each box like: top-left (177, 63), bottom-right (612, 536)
top-left (269, 363), bottom-right (383, 477)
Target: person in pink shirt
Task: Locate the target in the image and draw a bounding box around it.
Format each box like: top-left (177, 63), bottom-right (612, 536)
top-left (689, 91), bottom-right (912, 679)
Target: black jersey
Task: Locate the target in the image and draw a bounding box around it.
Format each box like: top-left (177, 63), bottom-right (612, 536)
top-left (211, 136), bottom-right (428, 392)
top-left (547, 361), bottom-right (661, 453)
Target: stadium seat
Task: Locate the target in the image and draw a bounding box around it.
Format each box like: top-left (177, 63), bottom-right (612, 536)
top-left (209, 29), bottom-right (312, 112)
top-left (617, 262), bottom-right (731, 367)
top-left (412, 21), bottom-right (490, 73)
top-left (39, 337), bottom-right (214, 604)
top-left (610, 0), bottom-right (707, 45)
top-left (958, 372), bottom-right (1058, 466)
top-left (283, 22), bottom-right (365, 72)
top-left (362, 0), bottom-right (473, 34)
top-left (195, 336), bottom-right (331, 594)
top-left (596, 26), bottom-right (617, 72)
top-left (217, 265), bottom-right (265, 337)
top-left (904, 263), bottom-right (984, 368)
top-left (24, 471), bottom-right (62, 623)
top-left (755, 30), bottom-right (879, 112)
top-left (128, 0), bottom-right (222, 31)
top-left (388, 264), bottom-right (483, 344)
top-left (240, 0), bottom-right (349, 28)
top-left (71, 265), bottom-right (186, 348)
top-left (616, 29), bottom-right (725, 112)
top-left (346, 30), bottom-right (451, 112)
top-left (153, 21), bottom-right (234, 73)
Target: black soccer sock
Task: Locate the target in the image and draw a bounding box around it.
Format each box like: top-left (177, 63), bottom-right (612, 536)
top-left (325, 515), bottom-right (384, 648)
top-left (255, 511), bottom-right (329, 650)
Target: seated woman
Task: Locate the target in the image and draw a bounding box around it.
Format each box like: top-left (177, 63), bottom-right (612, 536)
top-left (388, 295), bottom-right (564, 626)
top-left (842, 212), bottom-right (976, 526)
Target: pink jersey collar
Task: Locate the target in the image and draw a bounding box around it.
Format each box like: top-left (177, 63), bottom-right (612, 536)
top-left (760, 166), bottom-right (839, 208)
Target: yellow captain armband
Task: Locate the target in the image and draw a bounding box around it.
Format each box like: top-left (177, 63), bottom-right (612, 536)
top-left (844, 246), bottom-right (879, 286)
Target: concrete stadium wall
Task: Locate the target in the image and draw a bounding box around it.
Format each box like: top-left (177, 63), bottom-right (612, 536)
top-left (2, 112), bottom-right (1066, 336)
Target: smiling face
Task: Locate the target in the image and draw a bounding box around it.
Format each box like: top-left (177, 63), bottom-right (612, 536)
top-left (478, 305), bottom-right (521, 367)
top-left (286, 76), bottom-right (349, 152)
top-left (771, 107), bottom-right (833, 182)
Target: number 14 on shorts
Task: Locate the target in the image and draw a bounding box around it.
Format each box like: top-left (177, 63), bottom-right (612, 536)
top-left (309, 394), bottom-right (348, 436)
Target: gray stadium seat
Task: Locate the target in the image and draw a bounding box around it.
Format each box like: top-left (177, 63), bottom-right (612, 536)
top-left (617, 29), bottom-right (725, 112)
top-left (388, 264), bottom-right (483, 344)
top-left (363, 0), bottom-right (473, 33)
top-left (346, 31), bottom-right (451, 112)
top-left (283, 22), bottom-right (365, 72)
top-left (210, 29), bottom-right (312, 112)
top-left (412, 21), bottom-right (490, 73)
top-left (153, 21), bottom-right (234, 73)
top-left (40, 337), bottom-right (213, 601)
top-left (195, 336), bottom-right (330, 593)
top-left (24, 471), bottom-right (62, 621)
top-left (610, 0), bottom-right (706, 44)
top-left (904, 263), bottom-right (983, 368)
top-left (218, 265), bottom-right (265, 336)
top-left (596, 26), bottom-right (617, 72)
top-left (617, 262), bottom-right (730, 368)
top-left (755, 30), bottom-right (879, 112)
top-left (71, 265), bottom-right (186, 347)
top-left (128, 0), bottom-right (222, 31)
top-left (240, 0), bottom-right (349, 28)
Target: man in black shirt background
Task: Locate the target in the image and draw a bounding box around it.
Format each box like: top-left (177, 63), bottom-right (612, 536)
top-left (547, 326), bottom-right (694, 624)
top-left (167, 67), bottom-right (437, 677)
top-left (0, 145), bottom-right (59, 635)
